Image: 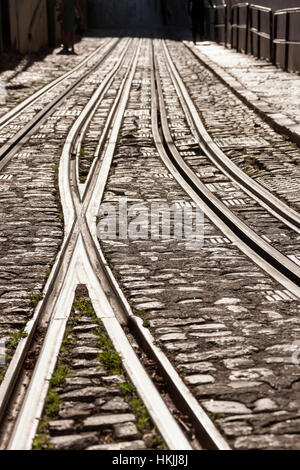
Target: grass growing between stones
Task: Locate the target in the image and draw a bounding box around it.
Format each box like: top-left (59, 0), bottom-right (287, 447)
top-left (32, 344), bottom-right (71, 449)
top-left (7, 328), bottom-right (27, 350)
top-left (51, 163), bottom-right (64, 222)
top-left (28, 291), bottom-right (44, 309)
top-left (0, 161), bottom-right (65, 385)
top-left (33, 294), bottom-right (166, 450)
top-left (78, 144), bottom-right (94, 184)
top-left (0, 327), bottom-right (28, 385)
top-left (132, 307), bottom-right (150, 329)
top-left (0, 369), bottom-right (6, 384)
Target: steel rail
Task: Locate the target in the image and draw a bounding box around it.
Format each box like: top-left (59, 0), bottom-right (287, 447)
top-left (163, 40), bottom-right (300, 242)
top-left (250, 4), bottom-right (271, 13)
top-left (0, 37), bottom-right (115, 131)
top-left (3, 39), bottom-right (193, 451)
top-left (163, 39), bottom-right (300, 252)
top-left (84, 41), bottom-right (231, 451)
top-left (0, 37), bottom-right (123, 171)
top-left (181, 40), bottom-right (300, 233)
top-left (153, 39), bottom-right (300, 297)
top-left (161, 38), bottom-right (300, 288)
top-left (60, 37), bottom-right (136, 234)
top-left (72, 37), bottom-right (137, 202)
top-left (275, 7), bottom-right (300, 14)
top-left (0, 37), bottom-right (135, 443)
top-left (0, 37), bottom-right (137, 432)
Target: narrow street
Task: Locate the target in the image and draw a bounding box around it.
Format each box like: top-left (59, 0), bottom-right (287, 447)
top-left (0, 4), bottom-right (300, 453)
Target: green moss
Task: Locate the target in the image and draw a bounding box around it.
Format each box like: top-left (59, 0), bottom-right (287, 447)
top-left (7, 328), bottom-right (27, 351)
top-left (0, 369), bottom-right (5, 384)
top-left (49, 363), bottom-right (70, 387)
top-left (28, 291), bottom-right (43, 309)
top-left (43, 268), bottom-right (52, 281)
top-left (34, 296), bottom-right (166, 450)
top-left (207, 411), bottom-right (227, 421)
top-left (151, 430), bottom-right (168, 450)
top-left (132, 307), bottom-right (146, 317)
top-left (128, 397), bottom-right (149, 432)
top-left (73, 298), bottom-right (95, 317)
top-left (119, 381), bottom-right (135, 396)
top-left (44, 389), bottom-right (61, 417)
top-left (142, 319), bottom-right (151, 328)
top-left (32, 434), bottom-right (53, 450)
top-left (98, 349), bottom-right (122, 374)
top-left (0, 328), bottom-right (28, 384)
top-left (214, 413), bottom-right (227, 420)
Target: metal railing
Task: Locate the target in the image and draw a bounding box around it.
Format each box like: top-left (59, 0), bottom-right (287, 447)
top-left (0, 2), bottom-right (3, 55)
top-left (230, 2), bottom-right (249, 53)
top-left (213, 4), bottom-right (228, 48)
top-left (209, 3), bottom-right (300, 72)
top-left (273, 8), bottom-right (300, 71)
top-left (249, 4), bottom-right (272, 60)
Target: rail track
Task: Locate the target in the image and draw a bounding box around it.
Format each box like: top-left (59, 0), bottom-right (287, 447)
top-left (0, 36), bottom-right (122, 169)
top-left (154, 38), bottom-right (300, 293)
top-left (0, 34), bottom-right (299, 451)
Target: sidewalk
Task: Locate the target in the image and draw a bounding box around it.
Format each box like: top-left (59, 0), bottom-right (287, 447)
top-left (0, 35), bottom-right (103, 119)
top-left (185, 41), bottom-right (300, 145)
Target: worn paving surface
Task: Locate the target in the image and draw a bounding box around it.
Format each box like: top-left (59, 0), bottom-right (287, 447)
top-left (0, 35), bottom-right (106, 119)
top-left (155, 39), bottom-right (300, 269)
top-left (187, 39), bottom-right (300, 136)
top-left (169, 38), bottom-right (300, 214)
top-left (33, 292), bottom-right (161, 451)
top-left (0, 33), bottom-right (300, 450)
top-left (98, 38), bottom-right (300, 450)
top-left (0, 37), bottom-right (129, 375)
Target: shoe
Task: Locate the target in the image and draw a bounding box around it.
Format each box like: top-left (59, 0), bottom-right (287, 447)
top-left (58, 48), bottom-right (69, 55)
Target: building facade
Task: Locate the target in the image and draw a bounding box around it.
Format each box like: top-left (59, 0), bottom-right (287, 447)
top-left (87, 0), bottom-right (190, 28)
top-left (0, 0), bottom-right (87, 53)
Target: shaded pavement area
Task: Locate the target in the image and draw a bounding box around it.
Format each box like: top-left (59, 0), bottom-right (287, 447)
top-left (185, 38), bottom-right (300, 144)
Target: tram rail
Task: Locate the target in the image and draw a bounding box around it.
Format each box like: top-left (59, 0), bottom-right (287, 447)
top-left (0, 33), bottom-right (299, 452)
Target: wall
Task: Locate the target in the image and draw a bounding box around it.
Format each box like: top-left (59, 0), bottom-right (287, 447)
top-left (225, 0), bottom-right (300, 72)
top-left (9, 0), bottom-right (48, 53)
top-left (229, 0), bottom-right (300, 8)
top-left (87, 0), bottom-right (190, 28)
top-left (88, 0), bottom-right (159, 28)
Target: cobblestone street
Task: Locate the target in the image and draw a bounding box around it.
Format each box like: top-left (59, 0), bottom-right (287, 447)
top-left (0, 26), bottom-right (299, 452)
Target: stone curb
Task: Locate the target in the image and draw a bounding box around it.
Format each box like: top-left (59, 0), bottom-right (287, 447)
top-left (184, 41), bottom-right (300, 146)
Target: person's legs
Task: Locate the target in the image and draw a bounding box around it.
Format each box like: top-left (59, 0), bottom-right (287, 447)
top-left (199, 14), bottom-right (205, 42)
top-left (63, 31), bottom-right (71, 51)
top-left (192, 15), bottom-right (199, 44)
top-left (71, 30), bottom-right (76, 53)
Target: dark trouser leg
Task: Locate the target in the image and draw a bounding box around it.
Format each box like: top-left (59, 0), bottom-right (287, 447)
top-left (192, 16), bottom-right (199, 43)
top-left (199, 15), bottom-right (205, 41)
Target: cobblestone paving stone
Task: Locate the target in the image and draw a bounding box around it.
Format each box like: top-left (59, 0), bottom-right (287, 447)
top-left (77, 39), bottom-right (137, 183)
top-left (0, 38), bottom-right (130, 380)
top-left (153, 40), bottom-right (300, 266)
top-left (97, 38), bottom-right (300, 450)
top-left (33, 293), bottom-right (163, 450)
top-left (0, 36), bottom-right (109, 119)
top-left (190, 42), bottom-right (300, 128)
top-left (0, 38), bottom-right (120, 149)
top-left (1, 33), bottom-right (300, 450)
top-left (165, 39), bottom-right (300, 213)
